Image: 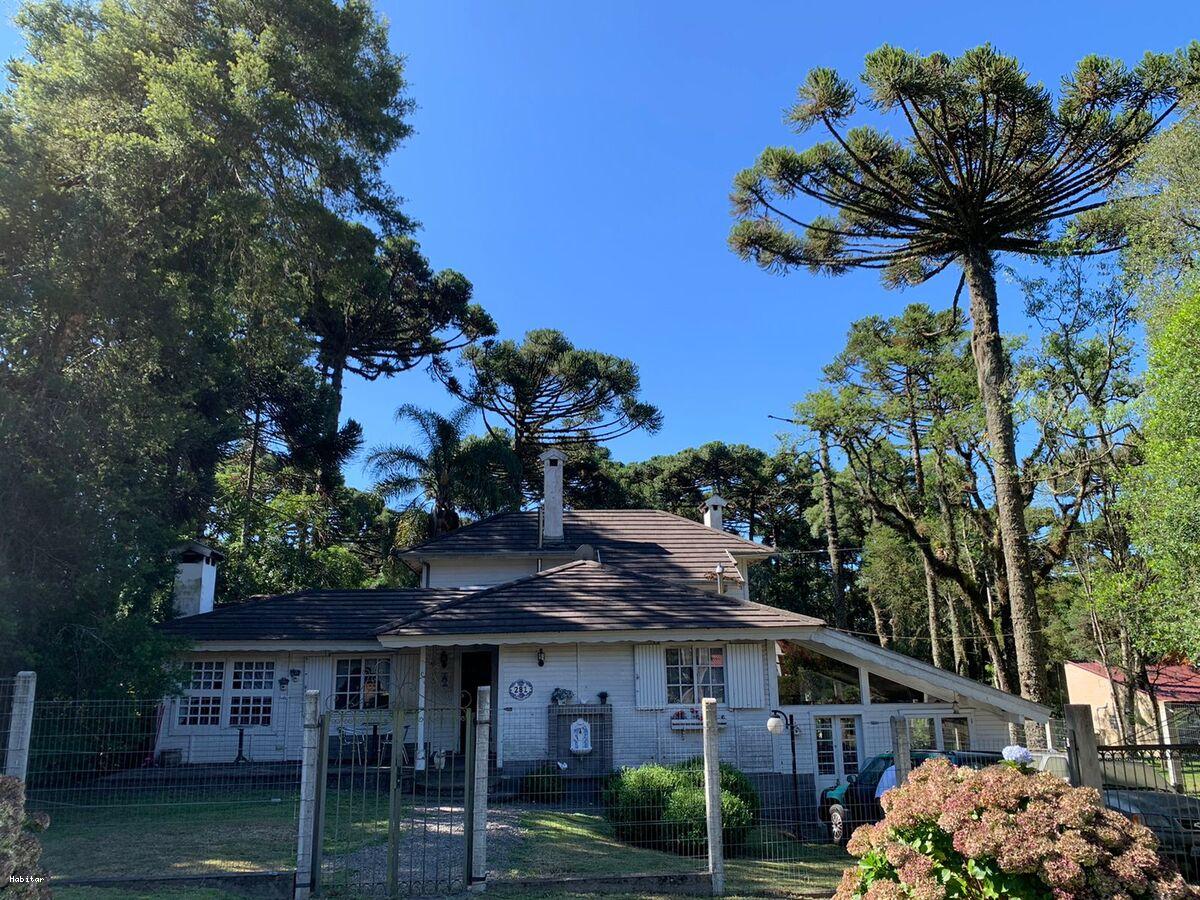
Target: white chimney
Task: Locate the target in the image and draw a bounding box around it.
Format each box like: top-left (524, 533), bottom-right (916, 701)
top-left (171, 541), bottom-right (223, 617)
top-left (539, 448), bottom-right (567, 544)
top-left (702, 495), bottom-right (727, 531)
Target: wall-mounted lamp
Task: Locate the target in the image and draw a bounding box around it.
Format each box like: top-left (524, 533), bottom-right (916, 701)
top-left (537, 648), bottom-right (545, 667)
top-left (278, 676), bottom-right (290, 690)
top-left (439, 651), bottom-right (449, 669)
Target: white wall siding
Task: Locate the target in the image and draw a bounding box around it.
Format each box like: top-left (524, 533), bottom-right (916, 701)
top-left (426, 557), bottom-right (545, 588)
top-left (726, 643), bottom-right (766, 709)
top-left (496, 640), bottom-right (777, 773)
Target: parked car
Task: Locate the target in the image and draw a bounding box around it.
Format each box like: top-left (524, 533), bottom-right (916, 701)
top-left (819, 749), bottom-right (1002, 843)
top-left (1033, 751), bottom-right (1200, 875)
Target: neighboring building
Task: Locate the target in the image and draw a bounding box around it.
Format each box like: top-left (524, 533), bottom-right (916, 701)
top-left (1064, 660), bottom-right (1200, 745)
top-left (157, 450), bottom-right (1048, 805)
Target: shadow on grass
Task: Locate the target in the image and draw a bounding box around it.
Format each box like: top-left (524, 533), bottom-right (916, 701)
top-left (491, 808), bottom-right (850, 898)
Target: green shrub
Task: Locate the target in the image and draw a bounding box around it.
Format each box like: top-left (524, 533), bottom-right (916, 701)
top-left (606, 760), bottom-right (757, 856)
top-left (606, 763), bottom-right (681, 846)
top-left (0, 775), bottom-right (50, 899)
top-left (519, 762), bottom-right (565, 803)
top-left (663, 785), bottom-right (754, 857)
top-left (670, 757), bottom-right (761, 819)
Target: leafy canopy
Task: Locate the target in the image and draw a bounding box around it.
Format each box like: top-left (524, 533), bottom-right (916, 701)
top-left (730, 44), bottom-right (1197, 284)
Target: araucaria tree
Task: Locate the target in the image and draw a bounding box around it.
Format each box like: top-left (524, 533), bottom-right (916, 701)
top-left (730, 44), bottom-right (1194, 721)
top-left (444, 329), bottom-right (663, 495)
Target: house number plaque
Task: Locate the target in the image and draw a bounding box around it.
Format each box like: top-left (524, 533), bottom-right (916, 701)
top-left (508, 679), bottom-right (533, 701)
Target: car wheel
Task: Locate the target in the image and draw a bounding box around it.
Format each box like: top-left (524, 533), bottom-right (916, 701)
top-left (828, 803), bottom-right (849, 845)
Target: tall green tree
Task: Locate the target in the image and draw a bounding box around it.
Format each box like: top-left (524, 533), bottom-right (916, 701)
top-left (368, 404), bottom-right (520, 536)
top-left (443, 329), bottom-right (663, 496)
top-left (1120, 112), bottom-right (1200, 663)
top-left (730, 44), bottom-right (1192, 720)
top-left (0, 0), bottom-right (441, 694)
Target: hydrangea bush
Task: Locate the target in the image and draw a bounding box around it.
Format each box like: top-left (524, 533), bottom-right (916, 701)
top-left (0, 775), bottom-right (50, 899)
top-left (835, 758), bottom-right (1195, 900)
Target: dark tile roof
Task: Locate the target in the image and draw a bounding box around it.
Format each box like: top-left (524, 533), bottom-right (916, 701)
top-left (159, 588), bottom-right (468, 642)
top-left (398, 510), bottom-right (773, 584)
top-left (379, 561), bottom-right (822, 638)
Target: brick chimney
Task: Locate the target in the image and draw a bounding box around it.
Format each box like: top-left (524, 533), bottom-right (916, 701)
top-left (539, 448), bottom-right (567, 544)
top-left (171, 541), bottom-right (223, 617)
top-left (702, 495), bottom-right (727, 531)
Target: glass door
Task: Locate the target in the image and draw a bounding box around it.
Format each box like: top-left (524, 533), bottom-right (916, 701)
top-left (813, 715), bottom-right (861, 796)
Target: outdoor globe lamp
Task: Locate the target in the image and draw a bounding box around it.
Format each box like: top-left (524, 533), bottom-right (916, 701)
top-left (767, 712), bottom-right (786, 735)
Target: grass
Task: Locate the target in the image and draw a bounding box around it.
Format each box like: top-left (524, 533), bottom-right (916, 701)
top-left (54, 888), bottom-right (247, 900)
top-left (38, 787), bottom-right (300, 880)
top-left (491, 809), bottom-right (850, 899)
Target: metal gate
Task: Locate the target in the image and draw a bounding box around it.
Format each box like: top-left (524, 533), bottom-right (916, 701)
top-left (311, 705), bottom-right (475, 897)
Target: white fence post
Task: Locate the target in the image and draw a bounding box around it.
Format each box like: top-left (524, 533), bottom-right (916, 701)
top-left (470, 686), bottom-right (491, 891)
top-left (890, 716), bottom-right (911, 787)
top-left (1064, 704), bottom-right (1103, 791)
top-left (4, 671), bottom-right (36, 781)
top-left (701, 697), bottom-right (725, 896)
top-left (295, 689), bottom-right (321, 900)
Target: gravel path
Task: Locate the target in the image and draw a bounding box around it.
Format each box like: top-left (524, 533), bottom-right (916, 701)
top-left (321, 804), bottom-right (526, 896)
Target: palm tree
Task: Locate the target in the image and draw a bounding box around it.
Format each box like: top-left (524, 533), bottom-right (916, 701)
top-left (369, 404), bottom-right (520, 536)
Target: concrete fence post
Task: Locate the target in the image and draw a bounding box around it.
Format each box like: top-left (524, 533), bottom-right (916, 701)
top-left (4, 671), bottom-right (36, 781)
top-left (1064, 704), bottom-right (1103, 791)
top-left (890, 716), bottom-right (911, 788)
top-left (295, 690), bottom-right (321, 900)
top-left (701, 697), bottom-right (725, 896)
top-left (469, 686), bottom-right (491, 891)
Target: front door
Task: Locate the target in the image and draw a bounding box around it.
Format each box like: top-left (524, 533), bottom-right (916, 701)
top-left (459, 649), bottom-right (494, 747)
top-left (813, 714), bottom-right (861, 797)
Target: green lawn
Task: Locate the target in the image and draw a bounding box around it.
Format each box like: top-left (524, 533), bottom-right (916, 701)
top-left (492, 809), bottom-right (850, 899)
top-left (38, 788), bottom-right (300, 880)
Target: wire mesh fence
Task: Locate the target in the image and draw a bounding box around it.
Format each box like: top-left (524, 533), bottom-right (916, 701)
top-left (0, 677), bottom-right (16, 774)
top-left (1096, 742), bottom-right (1200, 882)
top-left (313, 705), bottom-right (473, 898)
top-left (24, 697), bottom-right (301, 881)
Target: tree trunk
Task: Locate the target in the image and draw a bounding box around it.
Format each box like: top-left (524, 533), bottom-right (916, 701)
top-left (242, 405), bottom-right (262, 545)
top-left (922, 555), bottom-right (945, 668)
top-left (818, 432), bottom-right (847, 628)
top-left (962, 249), bottom-right (1048, 738)
top-left (867, 587), bottom-right (891, 649)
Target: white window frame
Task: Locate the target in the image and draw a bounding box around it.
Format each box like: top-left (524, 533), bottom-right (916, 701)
top-left (903, 712), bottom-right (974, 751)
top-left (334, 656), bottom-right (392, 710)
top-left (178, 660), bottom-right (225, 728)
top-left (227, 660), bottom-right (276, 728)
top-left (173, 656), bottom-right (281, 733)
top-left (664, 644), bottom-right (726, 706)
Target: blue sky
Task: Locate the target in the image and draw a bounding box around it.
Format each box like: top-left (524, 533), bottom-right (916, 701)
top-left (2, 1), bottom-right (1196, 489)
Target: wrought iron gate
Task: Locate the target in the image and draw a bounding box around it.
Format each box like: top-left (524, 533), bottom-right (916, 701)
top-left (311, 704), bottom-right (475, 897)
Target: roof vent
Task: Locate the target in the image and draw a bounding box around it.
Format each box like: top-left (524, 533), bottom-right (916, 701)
top-left (539, 448), bottom-right (568, 544)
top-left (702, 495), bottom-right (727, 531)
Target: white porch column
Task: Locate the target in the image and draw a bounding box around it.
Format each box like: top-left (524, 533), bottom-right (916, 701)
top-left (416, 646), bottom-right (427, 772)
top-left (858, 666), bottom-right (872, 705)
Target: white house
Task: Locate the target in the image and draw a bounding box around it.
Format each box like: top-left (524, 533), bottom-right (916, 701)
top-left (156, 450), bottom-right (1048, 804)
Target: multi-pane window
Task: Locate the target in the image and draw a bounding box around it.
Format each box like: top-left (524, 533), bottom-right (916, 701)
top-left (940, 716), bottom-right (971, 750)
top-left (189, 660), bottom-right (224, 691)
top-left (840, 717), bottom-right (860, 776)
top-left (179, 695), bottom-right (222, 726)
top-left (334, 658), bottom-right (391, 710)
top-left (665, 646), bottom-right (726, 704)
top-left (816, 716), bottom-right (860, 777)
top-left (815, 717), bottom-right (836, 775)
top-left (232, 660), bottom-right (274, 691)
top-left (179, 660), bottom-right (225, 726)
top-left (908, 717), bottom-right (937, 750)
top-left (229, 695), bottom-right (273, 727)
top-left (227, 660), bottom-right (275, 727)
